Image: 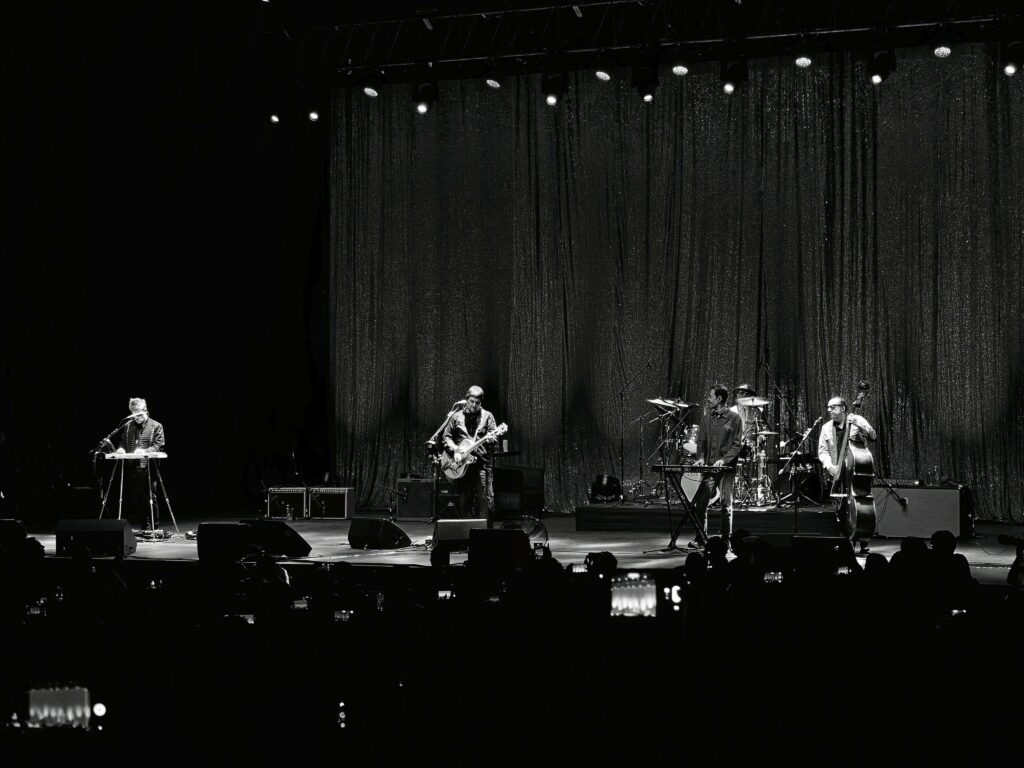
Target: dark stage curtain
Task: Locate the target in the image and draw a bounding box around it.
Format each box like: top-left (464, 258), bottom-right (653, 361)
top-left (328, 45), bottom-right (1024, 521)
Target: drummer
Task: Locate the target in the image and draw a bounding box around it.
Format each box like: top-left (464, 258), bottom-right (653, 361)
top-left (730, 383), bottom-right (765, 450)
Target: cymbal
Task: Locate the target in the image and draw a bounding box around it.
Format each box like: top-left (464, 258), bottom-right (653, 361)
top-left (755, 430), bottom-right (779, 436)
top-left (736, 396), bottom-right (770, 407)
top-left (646, 398), bottom-right (689, 410)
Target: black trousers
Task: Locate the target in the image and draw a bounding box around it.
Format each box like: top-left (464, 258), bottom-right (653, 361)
top-left (123, 470), bottom-right (159, 529)
top-left (455, 464), bottom-right (494, 527)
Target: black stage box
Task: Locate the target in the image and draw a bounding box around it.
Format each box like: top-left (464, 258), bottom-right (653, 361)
top-left (396, 478), bottom-right (434, 520)
top-left (494, 465), bottom-right (545, 519)
top-left (57, 519), bottom-right (137, 558)
top-left (874, 485), bottom-right (972, 539)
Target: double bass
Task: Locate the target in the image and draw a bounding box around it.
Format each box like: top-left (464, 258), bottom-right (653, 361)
top-left (829, 382), bottom-right (876, 544)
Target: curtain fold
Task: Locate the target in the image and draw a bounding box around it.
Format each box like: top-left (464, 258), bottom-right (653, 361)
top-left (330, 45), bottom-right (1024, 521)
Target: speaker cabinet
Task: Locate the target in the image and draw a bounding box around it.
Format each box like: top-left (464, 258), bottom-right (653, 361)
top-left (874, 486), bottom-right (971, 539)
top-left (0, 519), bottom-right (27, 547)
top-left (197, 520), bottom-right (311, 562)
top-left (308, 487), bottom-right (356, 519)
top-left (348, 518), bottom-right (412, 549)
top-left (397, 478), bottom-right (434, 520)
top-left (197, 523), bottom-right (254, 562)
top-left (57, 519), bottom-right (137, 558)
top-left (432, 518), bottom-right (489, 553)
top-left (245, 519), bottom-right (313, 557)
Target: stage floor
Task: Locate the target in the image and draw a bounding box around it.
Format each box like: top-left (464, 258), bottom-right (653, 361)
top-left (25, 513), bottom-right (1022, 585)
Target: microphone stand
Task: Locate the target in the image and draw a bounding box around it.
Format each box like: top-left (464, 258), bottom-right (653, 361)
top-left (92, 416), bottom-right (133, 514)
top-left (425, 405), bottom-right (463, 522)
top-left (873, 476), bottom-right (907, 506)
top-left (777, 418), bottom-right (823, 508)
top-left (615, 360), bottom-right (654, 488)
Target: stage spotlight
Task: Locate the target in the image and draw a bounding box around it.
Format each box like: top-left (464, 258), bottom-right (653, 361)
top-left (867, 49), bottom-right (895, 85)
top-left (791, 37), bottom-right (816, 69)
top-left (721, 59), bottom-right (747, 95)
top-left (308, 111), bottom-right (319, 122)
top-left (542, 72), bottom-right (565, 106)
top-left (1003, 41), bottom-right (1024, 76)
top-left (594, 54), bottom-right (616, 82)
top-left (671, 60), bottom-right (689, 76)
top-left (413, 81), bottom-right (438, 114)
top-left (484, 60), bottom-right (505, 89)
top-left (927, 28), bottom-right (956, 59)
top-left (361, 73), bottom-right (383, 98)
top-left (269, 113), bottom-right (280, 124)
top-left (631, 64), bottom-right (657, 102)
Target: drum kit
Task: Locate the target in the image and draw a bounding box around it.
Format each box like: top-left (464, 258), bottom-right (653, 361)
top-left (626, 388), bottom-right (823, 509)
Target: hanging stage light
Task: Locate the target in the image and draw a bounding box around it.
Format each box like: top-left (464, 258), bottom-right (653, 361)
top-left (721, 59), bottom-right (747, 94)
top-left (413, 81), bottom-right (438, 113)
top-left (1003, 41), bottom-right (1024, 76)
top-left (631, 64), bottom-right (658, 102)
top-left (867, 49), bottom-right (895, 85)
top-left (594, 54), bottom-right (616, 82)
top-left (542, 72), bottom-right (565, 106)
top-left (927, 28), bottom-right (957, 59)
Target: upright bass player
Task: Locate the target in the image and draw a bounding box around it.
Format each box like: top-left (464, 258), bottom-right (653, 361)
top-left (818, 394), bottom-right (877, 554)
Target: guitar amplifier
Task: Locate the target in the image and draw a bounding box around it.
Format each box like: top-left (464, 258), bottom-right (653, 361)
top-left (266, 487), bottom-right (307, 520)
top-left (308, 487), bottom-right (356, 519)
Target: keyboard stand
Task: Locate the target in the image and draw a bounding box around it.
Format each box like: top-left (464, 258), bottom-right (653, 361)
top-left (643, 467), bottom-right (708, 555)
top-left (99, 453), bottom-right (179, 535)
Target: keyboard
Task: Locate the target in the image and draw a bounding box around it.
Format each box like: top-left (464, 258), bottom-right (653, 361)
top-left (105, 451), bottom-right (168, 459)
top-left (651, 464), bottom-right (729, 474)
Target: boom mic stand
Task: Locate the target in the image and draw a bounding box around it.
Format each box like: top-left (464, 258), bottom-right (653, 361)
top-left (425, 404), bottom-right (463, 522)
top-left (615, 360), bottom-right (654, 492)
top-left (777, 417), bottom-right (824, 508)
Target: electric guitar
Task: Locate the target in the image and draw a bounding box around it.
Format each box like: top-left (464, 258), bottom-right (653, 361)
top-left (440, 423), bottom-right (508, 480)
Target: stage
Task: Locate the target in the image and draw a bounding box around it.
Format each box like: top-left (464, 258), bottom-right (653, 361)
top-left (24, 511), bottom-right (1021, 585)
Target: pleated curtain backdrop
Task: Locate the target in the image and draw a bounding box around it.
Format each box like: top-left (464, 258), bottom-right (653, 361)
top-left (329, 44), bottom-right (1024, 521)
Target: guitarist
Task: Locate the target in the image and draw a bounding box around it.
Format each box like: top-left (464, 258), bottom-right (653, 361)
top-left (818, 396), bottom-right (877, 552)
top-left (443, 386), bottom-right (499, 526)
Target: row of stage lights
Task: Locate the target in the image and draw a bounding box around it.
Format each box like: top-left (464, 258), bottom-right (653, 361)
top-left (270, 39), bottom-right (1024, 123)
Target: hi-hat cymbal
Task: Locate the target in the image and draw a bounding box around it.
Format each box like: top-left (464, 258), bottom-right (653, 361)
top-left (755, 430), bottom-right (779, 436)
top-left (736, 396), bottom-right (770, 407)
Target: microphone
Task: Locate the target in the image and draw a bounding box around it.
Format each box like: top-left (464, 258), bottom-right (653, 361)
top-left (454, 400), bottom-right (467, 406)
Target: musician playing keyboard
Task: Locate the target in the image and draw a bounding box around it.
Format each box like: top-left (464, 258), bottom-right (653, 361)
top-left (442, 385), bottom-right (499, 527)
top-left (98, 397), bottom-right (165, 531)
top-left (688, 384), bottom-right (744, 550)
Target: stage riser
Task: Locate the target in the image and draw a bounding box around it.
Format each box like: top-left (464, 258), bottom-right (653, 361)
top-left (575, 504), bottom-right (838, 537)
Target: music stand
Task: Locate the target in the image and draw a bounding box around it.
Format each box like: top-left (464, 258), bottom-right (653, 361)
top-left (100, 452), bottom-right (179, 534)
